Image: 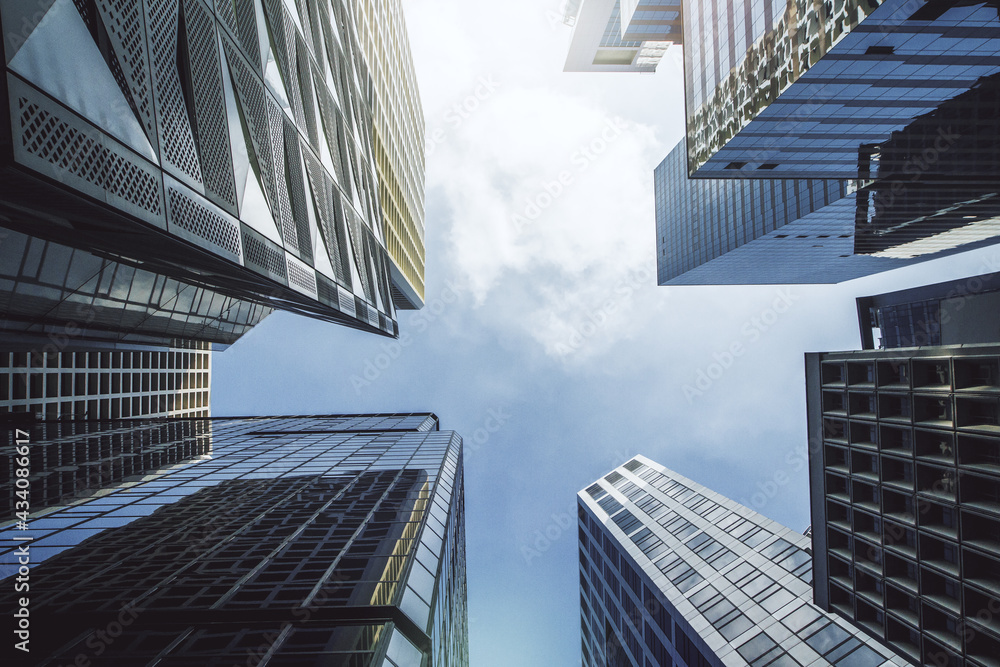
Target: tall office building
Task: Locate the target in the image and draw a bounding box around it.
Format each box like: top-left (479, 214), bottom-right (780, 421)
top-left (856, 272), bottom-right (1000, 349)
top-left (654, 141), bottom-right (922, 285)
top-left (578, 456), bottom-right (910, 667)
top-left (806, 346), bottom-right (1000, 666)
top-left (662, 0), bottom-right (1000, 273)
top-left (682, 0), bottom-right (1000, 179)
top-left (1, 413), bottom-right (468, 665)
top-left (349, 0), bottom-right (426, 309)
top-left (564, 0), bottom-right (681, 72)
top-left (0, 342), bottom-right (211, 420)
top-left (0, 0), bottom-right (426, 343)
top-left (0, 227), bottom-right (272, 348)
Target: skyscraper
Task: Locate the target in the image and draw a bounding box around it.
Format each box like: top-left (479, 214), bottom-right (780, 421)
top-left (349, 0), bottom-right (427, 309)
top-left (654, 141), bottom-right (922, 285)
top-left (682, 0), bottom-right (1000, 179)
top-left (659, 0), bottom-right (1000, 274)
top-left (1, 342), bottom-right (211, 420)
top-left (806, 346), bottom-right (1000, 666)
top-left (578, 456), bottom-right (910, 666)
top-left (563, 0), bottom-right (680, 72)
top-left (1, 413), bottom-right (467, 665)
top-left (0, 0), bottom-right (427, 343)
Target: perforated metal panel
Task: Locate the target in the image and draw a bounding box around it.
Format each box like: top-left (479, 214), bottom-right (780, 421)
top-left (11, 77), bottom-right (165, 227)
top-left (303, 149), bottom-right (349, 285)
top-left (241, 224), bottom-right (287, 283)
top-left (345, 207), bottom-right (374, 302)
top-left (182, 0), bottom-right (238, 214)
top-left (166, 181), bottom-right (242, 263)
top-left (265, 97), bottom-right (298, 253)
top-left (285, 252), bottom-right (318, 297)
top-left (145, 0), bottom-right (204, 188)
top-left (223, 37), bottom-right (279, 215)
top-left (1, 0), bottom-right (401, 339)
top-left (95, 0), bottom-right (159, 157)
top-left (299, 42), bottom-right (320, 147)
top-left (282, 116), bottom-right (313, 265)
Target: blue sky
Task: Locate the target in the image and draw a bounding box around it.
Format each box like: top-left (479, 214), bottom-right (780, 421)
top-left (214, 1), bottom-right (1000, 664)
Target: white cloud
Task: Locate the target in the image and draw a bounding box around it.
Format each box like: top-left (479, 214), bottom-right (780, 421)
top-left (406, 0), bottom-right (684, 360)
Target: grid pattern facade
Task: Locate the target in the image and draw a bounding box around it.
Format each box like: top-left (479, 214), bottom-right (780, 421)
top-left (619, 0), bottom-right (681, 42)
top-left (1, 418), bottom-right (213, 518)
top-left (349, 0), bottom-right (426, 309)
top-left (0, 227), bottom-right (271, 347)
top-left (0, 0), bottom-right (404, 338)
top-left (578, 456), bottom-right (910, 667)
top-left (0, 344), bottom-right (210, 420)
top-left (683, 0), bottom-right (1000, 179)
top-left (654, 141), bottom-right (922, 285)
top-left (0, 413), bottom-right (468, 666)
top-left (807, 347), bottom-right (1000, 666)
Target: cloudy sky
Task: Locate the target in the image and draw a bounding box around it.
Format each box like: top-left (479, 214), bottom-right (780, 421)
top-left (215, 1), bottom-right (1000, 664)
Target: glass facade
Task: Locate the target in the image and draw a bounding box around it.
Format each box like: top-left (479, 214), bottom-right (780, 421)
top-left (807, 347), bottom-right (1000, 666)
top-left (349, 0), bottom-right (427, 309)
top-left (578, 456), bottom-right (909, 666)
top-left (0, 413), bottom-right (468, 666)
top-left (0, 227), bottom-right (270, 347)
top-left (654, 141), bottom-right (921, 285)
top-left (0, 343), bottom-right (211, 420)
top-left (856, 272), bottom-right (1000, 349)
top-left (0, 0), bottom-right (406, 339)
top-left (683, 0), bottom-right (1000, 179)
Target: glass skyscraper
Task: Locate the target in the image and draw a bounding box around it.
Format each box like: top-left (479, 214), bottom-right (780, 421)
top-left (856, 272), bottom-right (1000, 350)
top-left (0, 0), bottom-right (428, 344)
top-left (349, 0), bottom-right (427, 309)
top-left (1, 413), bottom-right (468, 665)
top-left (654, 141), bottom-right (923, 285)
top-left (578, 456), bottom-right (909, 666)
top-left (683, 0), bottom-right (1000, 179)
top-left (1, 342), bottom-right (211, 420)
top-left (807, 346), bottom-right (1000, 666)
top-left (663, 0), bottom-right (1000, 275)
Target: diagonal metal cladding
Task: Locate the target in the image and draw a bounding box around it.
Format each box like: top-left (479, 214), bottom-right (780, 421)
top-left (95, 0), bottom-right (159, 157)
top-left (264, 97), bottom-right (299, 254)
top-left (345, 206), bottom-right (375, 303)
top-left (281, 116), bottom-right (313, 265)
top-left (303, 150), bottom-right (349, 286)
top-left (224, 38), bottom-right (281, 228)
top-left (181, 0), bottom-right (238, 214)
top-left (144, 0), bottom-right (204, 188)
top-left (314, 83), bottom-right (347, 187)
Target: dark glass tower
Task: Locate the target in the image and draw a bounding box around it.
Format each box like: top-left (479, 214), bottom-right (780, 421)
top-left (1, 413), bottom-right (468, 666)
top-left (806, 346), bottom-right (1000, 666)
top-left (668, 0), bottom-right (1000, 274)
top-left (856, 272), bottom-right (1000, 349)
top-left (653, 141), bottom-right (923, 285)
top-left (578, 456), bottom-right (909, 667)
